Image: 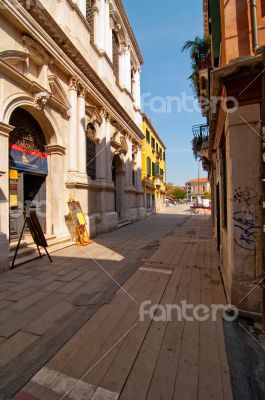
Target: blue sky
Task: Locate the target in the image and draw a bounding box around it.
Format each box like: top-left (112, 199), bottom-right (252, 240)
top-left (123, 0), bottom-right (207, 185)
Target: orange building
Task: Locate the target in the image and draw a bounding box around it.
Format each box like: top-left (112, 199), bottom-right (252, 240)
top-left (200, 1), bottom-right (265, 316)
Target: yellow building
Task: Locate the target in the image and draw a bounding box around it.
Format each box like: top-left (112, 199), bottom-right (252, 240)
top-left (142, 114), bottom-right (166, 212)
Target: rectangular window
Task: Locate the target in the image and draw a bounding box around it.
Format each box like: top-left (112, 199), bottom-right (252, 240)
top-left (151, 137), bottom-right (155, 149)
top-left (152, 162), bottom-right (156, 177)
top-left (156, 143), bottom-right (158, 152)
top-left (146, 129), bottom-right (150, 143)
top-left (147, 157), bottom-right (151, 175)
top-left (160, 168), bottom-right (164, 178)
top-left (163, 151), bottom-right (166, 161)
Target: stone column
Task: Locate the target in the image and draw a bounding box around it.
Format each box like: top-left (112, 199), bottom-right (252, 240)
top-left (104, 0), bottom-right (111, 58)
top-left (68, 77), bottom-right (78, 172)
top-left (125, 135), bottom-right (133, 186)
top-left (96, 109), bottom-right (108, 181)
top-left (46, 145), bottom-right (66, 237)
top-left (77, 84), bottom-right (87, 174)
top-left (134, 68), bottom-right (141, 109)
top-left (105, 115), bottom-right (112, 182)
top-left (124, 45), bottom-right (131, 92)
top-left (0, 123), bottom-right (14, 271)
top-left (136, 145), bottom-right (142, 188)
top-left (96, 0), bottom-right (105, 51)
top-left (119, 46), bottom-right (126, 88)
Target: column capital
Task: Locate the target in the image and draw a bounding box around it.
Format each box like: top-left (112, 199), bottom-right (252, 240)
top-left (99, 107), bottom-right (110, 120)
top-left (0, 122), bottom-right (14, 137)
top-left (77, 82), bottom-right (87, 97)
top-left (69, 76), bottom-right (79, 90)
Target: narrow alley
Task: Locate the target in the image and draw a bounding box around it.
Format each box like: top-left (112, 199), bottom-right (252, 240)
top-left (0, 208), bottom-right (233, 400)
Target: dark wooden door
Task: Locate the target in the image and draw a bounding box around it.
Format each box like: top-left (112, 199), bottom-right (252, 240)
top-left (24, 174), bottom-right (46, 232)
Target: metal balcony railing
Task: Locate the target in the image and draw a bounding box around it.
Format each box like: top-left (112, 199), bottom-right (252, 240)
top-left (192, 124), bottom-right (208, 138)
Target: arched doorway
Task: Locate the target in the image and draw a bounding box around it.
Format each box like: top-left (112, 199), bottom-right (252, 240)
top-left (9, 107), bottom-right (48, 238)
top-left (112, 154), bottom-right (125, 220)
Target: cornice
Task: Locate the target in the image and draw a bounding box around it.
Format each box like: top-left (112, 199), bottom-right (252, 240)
top-left (11, 0), bottom-right (144, 141)
top-left (0, 122), bottom-right (15, 137)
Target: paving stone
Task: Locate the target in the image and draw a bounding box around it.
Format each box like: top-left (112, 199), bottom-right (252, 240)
top-left (0, 300), bottom-right (14, 310)
top-left (0, 292), bottom-right (64, 338)
top-left (42, 280), bottom-right (66, 292)
top-left (23, 301), bottom-right (75, 336)
top-left (9, 291), bottom-right (50, 312)
top-left (0, 331), bottom-right (39, 367)
top-left (57, 280), bottom-right (84, 295)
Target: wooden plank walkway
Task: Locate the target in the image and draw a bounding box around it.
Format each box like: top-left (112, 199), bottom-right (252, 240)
top-left (13, 214), bottom-right (233, 400)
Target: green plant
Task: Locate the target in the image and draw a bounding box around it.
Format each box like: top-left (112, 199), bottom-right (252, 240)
top-left (172, 187), bottom-right (186, 200)
top-left (191, 135), bottom-right (208, 160)
top-left (204, 191), bottom-right (211, 199)
top-left (182, 36), bottom-right (211, 96)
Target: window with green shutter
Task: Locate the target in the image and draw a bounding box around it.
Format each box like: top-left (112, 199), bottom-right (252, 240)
top-left (146, 129), bottom-right (150, 143)
top-left (147, 157), bottom-right (151, 175)
top-left (151, 137), bottom-right (155, 149)
top-left (152, 162), bottom-right (156, 177)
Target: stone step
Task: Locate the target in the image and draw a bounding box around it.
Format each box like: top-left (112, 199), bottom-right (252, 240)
top-left (118, 220), bottom-right (132, 228)
top-left (9, 235), bottom-right (75, 268)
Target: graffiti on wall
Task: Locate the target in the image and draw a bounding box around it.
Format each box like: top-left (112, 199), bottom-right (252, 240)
top-left (233, 186), bottom-right (259, 206)
top-left (233, 210), bottom-right (260, 251)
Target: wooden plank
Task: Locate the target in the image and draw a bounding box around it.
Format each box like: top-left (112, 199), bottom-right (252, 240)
top-left (172, 267), bottom-right (200, 400)
top-left (198, 268), bottom-right (223, 400)
top-left (99, 267), bottom-right (184, 400)
top-left (146, 266), bottom-right (192, 400)
top-left (211, 269), bottom-right (233, 400)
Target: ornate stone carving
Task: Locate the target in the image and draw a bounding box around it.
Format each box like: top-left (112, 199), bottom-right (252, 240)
top-left (86, 120), bottom-right (99, 144)
top-left (77, 82), bottom-right (87, 97)
top-left (99, 108), bottom-right (110, 120)
top-left (69, 76), bottom-right (79, 90)
top-left (34, 92), bottom-right (50, 110)
top-left (111, 130), bottom-right (128, 155)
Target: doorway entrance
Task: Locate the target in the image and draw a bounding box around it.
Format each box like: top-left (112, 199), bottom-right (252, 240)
top-left (112, 154), bottom-right (125, 220)
top-left (9, 108), bottom-right (47, 239)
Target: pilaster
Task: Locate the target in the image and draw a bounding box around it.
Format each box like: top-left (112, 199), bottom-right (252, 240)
top-left (0, 122), bottom-right (14, 271)
top-left (68, 77), bottom-right (78, 172)
top-left (77, 84), bottom-right (87, 174)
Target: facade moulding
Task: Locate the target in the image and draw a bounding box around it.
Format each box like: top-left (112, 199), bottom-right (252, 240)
top-left (5, 0), bottom-right (144, 141)
top-left (0, 60), bottom-right (70, 117)
top-left (114, 0), bottom-right (144, 65)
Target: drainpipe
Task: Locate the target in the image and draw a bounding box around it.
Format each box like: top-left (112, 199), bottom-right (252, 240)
top-left (250, 0), bottom-right (259, 53)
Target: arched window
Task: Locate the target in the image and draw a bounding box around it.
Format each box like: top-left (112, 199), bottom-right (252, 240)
top-left (112, 31), bottom-right (119, 79)
top-left (86, 122), bottom-right (96, 180)
top-left (86, 0), bottom-right (95, 42)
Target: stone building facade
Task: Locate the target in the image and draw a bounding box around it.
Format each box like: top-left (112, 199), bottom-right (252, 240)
top-left (201, 0), bottom-right (265, 315)
top-left (0, 0), bottom-right (145, 271)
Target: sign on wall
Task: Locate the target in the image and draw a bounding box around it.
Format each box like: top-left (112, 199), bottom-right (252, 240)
top-left (9, 144), bottom-right (48, 175)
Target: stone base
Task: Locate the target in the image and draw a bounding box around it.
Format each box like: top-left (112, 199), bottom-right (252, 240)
top-left (231, 281), bottom-right (263, 315)
top-left (95, 211), bottom-right (118, 234)
top-left (0, 233), bottom-right (9, 272)
top-left (137, 207), bottom-right (146, 221)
